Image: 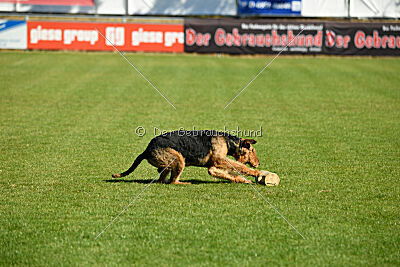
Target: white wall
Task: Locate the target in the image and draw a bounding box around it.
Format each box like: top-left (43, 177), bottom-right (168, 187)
top-left (96, 0), bottom-right (126, 15)
top-left (1, 0), bottom-right (399, 18)
top-left (15, 3), bottom-right (94, 14)
top-left (301, 0), bottom-right (349, 17)
top-left (128, 0), bottom-right (237, 16)
top-left (0, 3), bottom-right (15, 12)
top-left (350, 0), bottom-right (400, 18)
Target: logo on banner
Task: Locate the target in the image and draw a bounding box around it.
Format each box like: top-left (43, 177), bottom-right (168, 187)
top-left (185, 22), bottom-right (323, 54)
top-left (30, 25), bottom-right (98, 45)
top-left (106, 27), bottom-right (124, 46)
top-left (131, 28), bottom-right (183, 47)
top-left (325, 28), bottom-right (400, 50)
top-left (354, 30), bottom-right (400, 49)
top-left (238, 0), bottom-right (301, 15)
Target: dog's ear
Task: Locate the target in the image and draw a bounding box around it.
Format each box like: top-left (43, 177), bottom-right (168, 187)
top-left (241, 139), bottom-right (257, 149)
top-left (243, 139), bottom-right (257, 145)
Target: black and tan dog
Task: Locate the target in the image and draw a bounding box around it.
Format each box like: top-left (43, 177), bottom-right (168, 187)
top-left (112, 130), bottom-right (262, 184)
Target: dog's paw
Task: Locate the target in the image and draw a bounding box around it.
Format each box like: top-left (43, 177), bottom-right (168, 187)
top-left (235, 177), bottom-right (252, 184)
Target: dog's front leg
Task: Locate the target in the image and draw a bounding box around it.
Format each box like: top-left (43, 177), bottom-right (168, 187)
top-left (208, 166), bottom-right (252, 184)
top-left (215, 158), bottom-right (261, 178)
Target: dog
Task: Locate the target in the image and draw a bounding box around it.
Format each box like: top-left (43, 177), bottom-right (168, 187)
top-left (112, 130), bottom-right (262, 184)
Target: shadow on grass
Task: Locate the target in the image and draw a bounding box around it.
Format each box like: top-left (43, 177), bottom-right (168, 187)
top-left (105, 179), bottom-right (230, 185)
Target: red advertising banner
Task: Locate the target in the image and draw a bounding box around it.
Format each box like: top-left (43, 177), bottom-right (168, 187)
top-left (27, 21), bottom-right (184, 53)
top-left (0, 0), bottom-right (94, 5)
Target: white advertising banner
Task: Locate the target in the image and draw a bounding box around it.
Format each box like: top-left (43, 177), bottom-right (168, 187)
top-left (128, 0), bottom-right (236, 16)
top-left (350, 0), bottom-right (400, 18)
top-left (301, 0), bottom-right (348, 17)
top-left (0, 20), bottom-right (27, 49)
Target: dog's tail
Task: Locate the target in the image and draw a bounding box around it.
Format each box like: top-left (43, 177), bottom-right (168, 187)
top-left (112, 152), bottom-right (146, 178)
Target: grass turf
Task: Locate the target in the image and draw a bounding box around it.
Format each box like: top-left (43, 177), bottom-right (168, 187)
top-left (0, 51), bottom-right (399, 265)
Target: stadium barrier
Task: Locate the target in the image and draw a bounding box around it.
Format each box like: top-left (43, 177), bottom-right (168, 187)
top-left (0, 18), bottom-right (399, 56)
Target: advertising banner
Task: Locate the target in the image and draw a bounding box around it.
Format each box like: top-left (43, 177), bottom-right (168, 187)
top-left (184, 19), bottom-right (323, 54)
top-left (324, 22), bottom-right (400, 56)
top-left (27, 21), bottom-right (184, 53)
top-left (237, 0), bottom-right (301, 16)
top-left (0, 20), bottom-right (27, 49)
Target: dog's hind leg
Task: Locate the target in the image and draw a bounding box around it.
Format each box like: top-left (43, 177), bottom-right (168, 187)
top-left (148, 148), bottom-right (188, 185)
top-left (169, 152), bottom-right (189, 185)
top-left (208, 166), bottom-right (252, 184)
top-left (157, 167), bottom-right (170, 184)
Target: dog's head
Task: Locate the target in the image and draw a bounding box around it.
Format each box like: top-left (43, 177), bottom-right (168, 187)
top-left (234, 139), bottom-right (260, 168)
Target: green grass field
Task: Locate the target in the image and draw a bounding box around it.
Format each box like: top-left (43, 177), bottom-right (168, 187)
top-left (1, 51), bottom-right (399, 266)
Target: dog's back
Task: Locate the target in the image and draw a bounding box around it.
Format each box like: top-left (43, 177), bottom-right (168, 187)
top-left (145, 130), bottom-right (240, 165)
